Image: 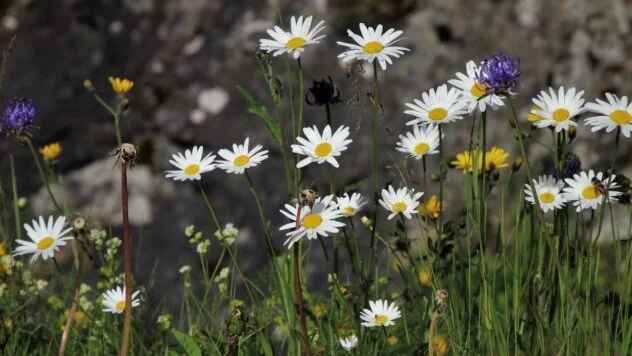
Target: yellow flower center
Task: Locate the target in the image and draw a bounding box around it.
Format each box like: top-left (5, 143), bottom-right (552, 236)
top-left (233, 154), bottom-right (250, 167)
top-left (286, 37), bottom-right (306, 49)
top-left (392, 202), bottom-right (407, 213)
top-left (302, 213), bottom-right (323, 229)
top-left (184, 164), bottom-right (201, 176)
top-left (374, 314), bottom-right (389, 326)
top-left (115, 300), bottom-right (126, 312)
top-left (552, 108), bottom-right (570, 122)
top-left (428, 107), bottom-right (448, 122)
top-left (36, 236), bottom-right (55, 250)
top-left (363, 41), bottom-right (384, 54)
top-left (414, 143), bottom-right (430, 156)
top-left (610, 110), bottom-right (632, 125)
top-left (470, 82), bottom-right (487, 98)
top-left (342, 206), bottom-right (355, 216)
top-left (314, 142), bottom-right (333, 157)
top-left (581, 185), bottom-right (600, 200)
top-left (539, 192), bottom-right (556, 204)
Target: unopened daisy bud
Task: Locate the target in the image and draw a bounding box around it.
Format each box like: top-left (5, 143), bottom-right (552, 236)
top-left (179, 265), bottom-right (191, 274)
top-left (511, 157), bottom-right (523, 172)
top-left (360, 215), bottom-right (372, 228)
top-left (17, 197), bottom-right (27, 209)
top-left (83, 79), bottom-right (94, 92)
top-left (73, 216), bottom-right (86, 231)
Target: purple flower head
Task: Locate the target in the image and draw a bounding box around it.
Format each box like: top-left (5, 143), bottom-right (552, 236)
top-left (477, 53), bottom-right (520, 94)
top-left (1, 98), bottom-right (36, 133)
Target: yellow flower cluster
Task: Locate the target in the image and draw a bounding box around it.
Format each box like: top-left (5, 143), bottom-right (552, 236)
top-left (40, 142), bottom-right (62, 161)
top-left (418, 195), bottom-right (441, 219)
top-left (451, 146), bottom-right (510, 173)
top-left (108, 76), bottom-right (134, 95)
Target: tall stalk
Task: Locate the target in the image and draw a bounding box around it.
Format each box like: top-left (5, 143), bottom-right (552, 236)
top-left (21, 135), bottom-right (64, 214)
top-left (9, 155), bottom-right (20, 243)
top-left (118, 143), bottom-right (136, 356)
top-left (292, 197), bottom-right (311, 356)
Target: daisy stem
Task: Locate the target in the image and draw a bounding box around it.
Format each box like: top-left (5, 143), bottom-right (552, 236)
top-left (244, 171), bottom-right (276, 260)
top-left (119, 156), bottom-right (133, 356)
top-left (22, 135), bottom-right (64, 214)
top-left (9, 154), bottom-right (20, 242)
top-left (297, 58), bottom-right (304, 134)
top-left (368, 61), bottom-right (381, 275)
top-left (292, 244), bottom-right (311, 356)
top-left (58, 237), bottom-right (83, 356)
top-left (480, 111), bottom-right (487, 246)
top-left (438, 126), bottom-right (444, 235)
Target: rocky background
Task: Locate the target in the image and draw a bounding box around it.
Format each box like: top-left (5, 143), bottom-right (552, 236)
top-left (1, 0), bottom-right (631, 309)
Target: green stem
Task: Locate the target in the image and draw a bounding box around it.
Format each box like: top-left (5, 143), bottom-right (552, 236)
top-left (438, 125), bottom-right (444, 234)
top-left (9, 155), bottom-right (20, 242)
top-left (22, 136), bottom-right (64, 213)
top-left (244, 171), bottom-right (276, 260)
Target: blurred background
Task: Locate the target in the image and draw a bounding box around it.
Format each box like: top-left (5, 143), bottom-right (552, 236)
top-left (1, 0), bottom-right (631, 309)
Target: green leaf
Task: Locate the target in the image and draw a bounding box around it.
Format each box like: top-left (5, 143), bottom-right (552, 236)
top-left (172, 330), bottom-right (202, 356)
top-left (237, 86), bottom-right (282, 144)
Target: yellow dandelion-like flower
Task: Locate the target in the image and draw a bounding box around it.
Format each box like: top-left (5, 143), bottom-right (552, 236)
top-left (40, 142), bottom-right (62, 161)
top-left (484, 146), bottom-right (509, 171)
top-left (0, 243), bottom-right (6, 257)
top-left (417, 266), bottom-right (432, 287)
top-left (108, 76), bottom-right (134, 95)
top-left (387, 335), bottom-right (398, 346)
top-left (451, 149), bottom-right (480, 172)
top-left (432, 335), bottom-right (449, 356)
top-left (313, 304), bottom-right (327, 318)
top-left (418, 195), bottom-right (441, 219)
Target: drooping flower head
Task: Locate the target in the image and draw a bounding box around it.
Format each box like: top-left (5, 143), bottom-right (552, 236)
top-left (1, 98), bottom-right (36, 133)
top-left (476, 53), bottom-right (520, 94)
top-left (584, 93), bottom-right (632, 137)
top-left (306, 76), bottom-right (341, 106)
top-left (259, 15), bottom-right (326, 59)
top-left (279, 195), bottom-right (344, 249)
top-left (360, 299), bottom-right (401, 327)
top-left (448, 60), bottom-right (505, 113)
top-left (404, 84), bottom-right (469, 126)
top-left (337, 23), bottom-right (409, 70)
top-left (216, 137), bottom-right (269, 174)
top-left (102, 286), bottom-right (141, 314)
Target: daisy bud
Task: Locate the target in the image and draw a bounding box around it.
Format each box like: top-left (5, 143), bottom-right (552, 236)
top-left (73, 216), bottom-right (86, 231)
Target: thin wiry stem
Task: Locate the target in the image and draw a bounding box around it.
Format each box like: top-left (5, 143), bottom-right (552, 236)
top-left (292, 196), bottom-right (311, 356)
top-left (119, 158), bottom-right (133, 356)
top-left (10, 155), bottom-right (20, 243)
top-left (58, 237), bottom-right (82, 356)
top-left (22, 135), bottom-right (64, 213)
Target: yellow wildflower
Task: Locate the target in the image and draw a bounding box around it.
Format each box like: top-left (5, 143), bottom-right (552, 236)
top-left (432, 334), bottom-right (449, 356)
top-left (452, 147), bottom-right (510, 173)
top-left (0, 243), bottom-right (5, 257)
top-left (451, 149), bottom-right (480, 172)
top-left (313, 304), bottom-right (327, 318)
top-left (417, 266), bottom-right (432, 287)
top-left (39, 142), bottom-right (62, 161)
top-left (108, 76), bottom-right (134, 95)
top-left (419, 195), bottom-right (441, 219)
top-left (484, 146), bottom-right (509, 171)
top-left (387, 335), bottom-right (398, 346)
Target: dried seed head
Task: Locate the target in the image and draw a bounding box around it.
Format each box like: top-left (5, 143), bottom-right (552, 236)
top-left (299, 188), bottom-right (318, 206)
top-left (73, 216), bottom-right (86, 231)
top-left (120, 143), bottom-right (137, 163)
top-left (435, 289), bottom-right (449, 306)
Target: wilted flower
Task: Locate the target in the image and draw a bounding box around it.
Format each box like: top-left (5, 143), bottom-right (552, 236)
top-left (306, 76), bottom-right (341, 106)
top-left (477, 53), bottom-right (520, 94)
top-left (1, 98), bottom-right (36, 133)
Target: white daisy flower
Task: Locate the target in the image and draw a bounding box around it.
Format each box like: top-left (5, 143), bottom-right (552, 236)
top-left (258, 15), bottom-right (326, 59)
top-left (337, 23), bottom-right (409, 70)
top-left (101, 286), bottom-right (141, 314)
top-left (585, 93), bottom-right (632, 137)
top-left (279, 195), bottom-right (345, 249)
top-left (165, 146), bottom-right (216, 181)
top-left (563, 170), bottom-right (621, 212)
top-left (217, 137), bottom-right (269, 174)
top-left (396, 125), bottom-right (440, 160)
top-left (379, 185), bottom-right (423, 220)
top-left (13, 216), bottom-right (73, 263)
top-left (339, 334), bottom-right (358, 351)
top-left (524, 175), bottom-right (566, 213)
top-left (448, 60), bottom-right (505, 113)
top-left (291, 125), bottom-right (352, 168)
top-left (531, 87), bottom-right (586, 132)
top-left (360, 299), bottom-right (401, 328)
top-left (404, 84), bottom-right (469, 126)
top-left (336, 192), bottom-right (367, 217)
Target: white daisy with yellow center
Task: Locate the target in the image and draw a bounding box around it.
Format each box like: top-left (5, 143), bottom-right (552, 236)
top-left (531, 86), bottom-right (586, 132)
top-left (396, 124), bottom-right (440, 160)
top-left (448, 60), bottom-right (505, 113)
top-left (13, 216), bottom-right (73, 263)
top-left (165, 146), bottom-right (216, 181)
top-left (360, 299), bottom-right (401, 328)
top-left (524, 175), bottom-right (566, 213)
top-left (337, 23), bottom-right (409, 70)
top-left (259, 15), bottom-right (326, 59)
top-left (339, 334), bottom-right (358, 351)
top-left (217, 137), bottom-right (269, 174)
top-left (101, 286), bottom-right (141, 314)
top-left (585, 93), bottom-right (632, 137)
top-left (404, 84), bottom-right (469, 126)
top-left (379, 185), bottom-right (423, 220)
top-left (279, 195), bottom-right (344, 249)
top-left (292, 125), bottom-right (352, 168)
top-left (335, 192), bottom-right (366, 217)
top-left (563, 170), bottom-right (621, 212)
